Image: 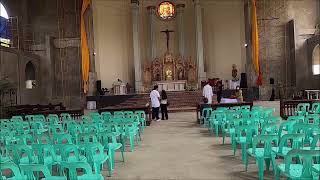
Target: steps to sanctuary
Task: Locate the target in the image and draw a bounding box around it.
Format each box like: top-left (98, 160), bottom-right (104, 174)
top-left (114, 91), bottom-right (204, 112)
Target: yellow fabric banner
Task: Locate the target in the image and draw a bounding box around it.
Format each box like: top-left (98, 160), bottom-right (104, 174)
top-left (251, 0), bottom-right (262, 85)
top-left (81, 0), bottom-right (91, 93)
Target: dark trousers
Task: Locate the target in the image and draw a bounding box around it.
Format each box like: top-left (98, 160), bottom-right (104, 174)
top-left (152, 107), bottom-right (160, 120)
top-left (217, 92), bottom-right (222, 103)
top-left (160, 104), bottom-right (168, 120)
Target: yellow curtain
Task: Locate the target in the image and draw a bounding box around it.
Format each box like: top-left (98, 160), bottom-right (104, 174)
top-left (251, 0), bottom-right (262, 85)
top-left (81, 0), bottom-right (91, 93)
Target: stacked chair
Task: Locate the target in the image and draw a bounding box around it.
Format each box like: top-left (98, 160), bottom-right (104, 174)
top-left (0, 110), bottom-right (147, 180)
top-left (200, 103), bottom-right (320, 180)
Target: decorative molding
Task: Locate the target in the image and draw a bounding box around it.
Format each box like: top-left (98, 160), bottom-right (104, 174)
top-left (53, 38), bottom-right (80, 48)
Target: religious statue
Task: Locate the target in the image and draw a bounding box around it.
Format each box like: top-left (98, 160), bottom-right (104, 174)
top-left (232, 64), bottom-right (239, 82)
top-left (143, 64), bottom-right (152, 86)
top-left (165, 69), bottom-right (173, 80)
top-left (178, 69), bottom-right (184, 80)
top-left (187, 60), bottom-right (197, 83)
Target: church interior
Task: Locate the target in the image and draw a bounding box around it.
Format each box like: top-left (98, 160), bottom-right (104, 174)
top-left (0, 0), bottom-right (319, 179)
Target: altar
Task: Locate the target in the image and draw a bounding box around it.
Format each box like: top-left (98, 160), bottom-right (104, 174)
top-left (143, 52), bottom-right (197, 92)
top-left (155, 80), bottom-right (186, 91)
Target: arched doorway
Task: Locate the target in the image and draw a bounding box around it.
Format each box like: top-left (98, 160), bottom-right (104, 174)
top-left (312, 44), bottom-right (320, 75)
top-left (25, 61), bottom-right (36, 89)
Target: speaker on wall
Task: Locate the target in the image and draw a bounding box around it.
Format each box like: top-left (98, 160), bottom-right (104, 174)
top-left (240, 73), bottom-right (248, 88)
top-left (96, 80), bottom-right (102, 95)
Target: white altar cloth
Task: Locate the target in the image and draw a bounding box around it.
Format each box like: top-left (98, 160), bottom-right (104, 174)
top-left (221, 98), bottom-right (238, 104)
top-left (155, 80), bottom-right (187, 92)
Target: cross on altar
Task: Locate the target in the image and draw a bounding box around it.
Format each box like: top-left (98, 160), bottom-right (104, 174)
top-left (161, 29), bottom-right (174, 52)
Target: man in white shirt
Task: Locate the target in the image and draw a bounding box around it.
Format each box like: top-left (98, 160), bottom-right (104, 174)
top-left (203, 82), bottom-right (213, 104)
top-left (150, 85), bottom-right (161, 121)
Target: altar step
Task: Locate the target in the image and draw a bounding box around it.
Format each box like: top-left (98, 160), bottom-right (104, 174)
top-left (115, 91), bottom-right (204, 112)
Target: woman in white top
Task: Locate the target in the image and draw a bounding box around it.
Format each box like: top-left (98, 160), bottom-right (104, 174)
top-left (160, 90), bottom-right (169, 120)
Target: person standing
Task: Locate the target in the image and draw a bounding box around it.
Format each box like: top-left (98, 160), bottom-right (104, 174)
top-left (150, 85), bottom-right (160, 121)
top-left (216, 81), bottom-right (223, 103)
top-left (203, 82), bottom-right (214, 104)
top-left (160, 90), bottom-right (169, 120)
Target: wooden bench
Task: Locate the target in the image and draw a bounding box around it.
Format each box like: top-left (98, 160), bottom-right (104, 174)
top-left (280, 99), bottom-right (320, 119)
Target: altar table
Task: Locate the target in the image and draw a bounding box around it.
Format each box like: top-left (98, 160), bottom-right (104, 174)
top-left (220, 98), bottom-right (239, 103)
top-left (154, 80), bottom-right (186, 91)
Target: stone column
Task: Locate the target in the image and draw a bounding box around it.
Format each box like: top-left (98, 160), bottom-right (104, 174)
top-left (131, 1), bottom-right (143, 92)
top-left (194, 0), bottom-right (206, 84)
top-left (177, 4), bottom-right (185, 58)
top-left (148, 6), bottom-right (156, 61)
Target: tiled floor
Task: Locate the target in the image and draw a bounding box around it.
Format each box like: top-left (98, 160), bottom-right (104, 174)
top-left (106, 106), bottom-right (280, 180)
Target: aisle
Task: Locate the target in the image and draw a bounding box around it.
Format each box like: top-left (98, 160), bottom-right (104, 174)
top-left (107, 112), bottom-right (273, 180)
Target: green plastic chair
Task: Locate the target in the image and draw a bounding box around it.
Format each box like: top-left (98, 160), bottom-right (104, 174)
top-left (247, 134), bottom-right (279, 179)
top-left (16, 134), bottom-right (34, 145)
top-left (272, 133), bottom-right (305, 158)
top-left (97, 131), bottom-right (124, 173)
top-left (0, 162), bottom-right (26, 180)
top-left (261, 122), bottom-right (279, 135)
top-left (222, 118), bottom-right (243, 145)
top-left (135, 111), bottom-right (147, 131)
top-left (274, 149), bottom-right (320, 180)
top-left (287, 115), bottom-right (305, 123)
top-left (32, 144), bottom-right (59, 174)
top-left (60, 162), bottom-right (104, 180)
top-left (305, 114), bottom-right (320, 125)
top-left (310, 102), bottom-right (320, 114)
top-left (295, 103), bottom-right (310, 116)
top-left (101, 112), bottom-right (112, 123)
top-left (53, 133), bottom-right (73, 144)
top-left (114, 111), bottom-right (124, 118)
top-left (241, 105), bottom-right (251, 111)
top-left (293, 124), bottom-right (320, 145)
top-left (80, 142), bottom-right (110, 175)
top-left (234, 124), bottom-right (259, 164)
top-left (77, 132), bottom-right (98, 145)
top-left (20, 164), bottom-right (66, 180)
top-left (47, 114), bottom-right (60, 125)
top-left (48, 124), bottom-right (64, 135)
top-left (35, 134), bottom-right (52, 144)
top-left (208, 111), bottom-right (226, 136)
top-left (201, 107), bottom-right (212, 127)
top-left (302, 134), bottom-right (320, 151)
top-left (59, 144), bottom-right (87, 163)
top-left (278, 120), bottom-right (297, 139)
top-left (0, 146), bottom-right (12, 163)
top-left (11, 144), bottom-right (38, 165)
top-left (60, 113), bottom-right (72, 121)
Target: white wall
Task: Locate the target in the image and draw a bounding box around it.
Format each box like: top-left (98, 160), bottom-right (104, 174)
top-left (202, 0), bottom-right (246, 80)
top-left (93, 0), bottom-right (134, 88)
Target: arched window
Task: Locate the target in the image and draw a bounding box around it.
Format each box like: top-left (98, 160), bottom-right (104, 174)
top-left (25, 61), bottom-right (36, 89)
top-left (312, 44), bottom-right (320, 75)
top-left (0, 2), bottom-right (10, 47)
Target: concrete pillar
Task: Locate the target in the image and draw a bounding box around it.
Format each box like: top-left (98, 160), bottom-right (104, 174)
top-left (44, 35), bottom-right (54, 101)
top-left (131, 1), bottom-right (143, 92)
top-left (148, 6), bottom-right (156, 61)
top-left (194, 0), bottom-right (206, 83)
top-left (177, 4), bottom-right (185, 58)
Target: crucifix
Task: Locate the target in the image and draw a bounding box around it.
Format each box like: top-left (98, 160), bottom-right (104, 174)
top-left (161, 29), bottom-right (174, 52)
